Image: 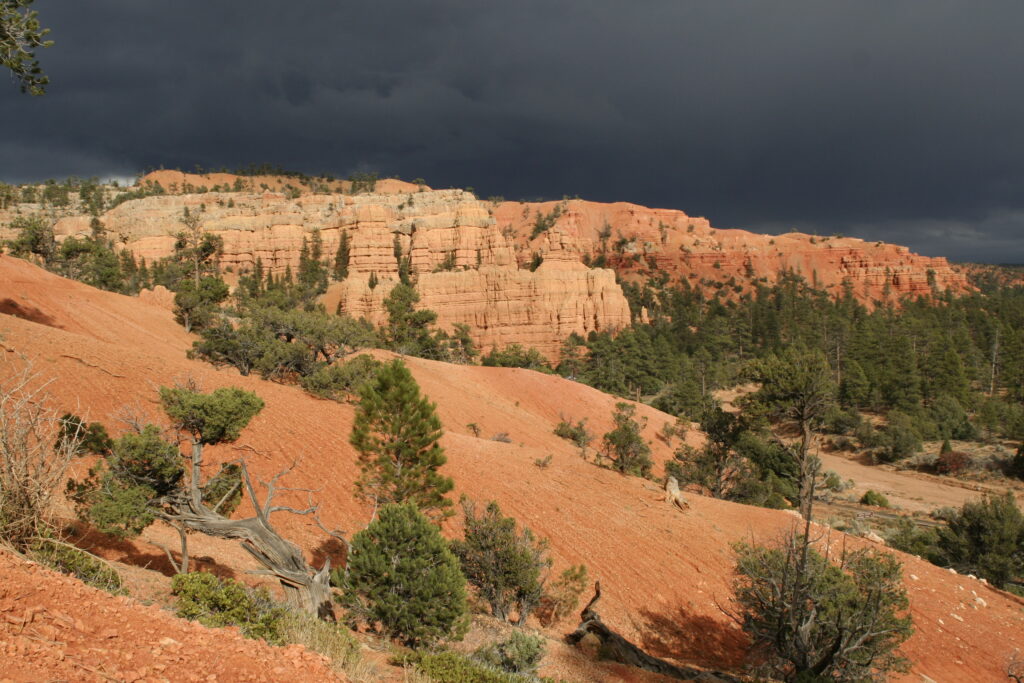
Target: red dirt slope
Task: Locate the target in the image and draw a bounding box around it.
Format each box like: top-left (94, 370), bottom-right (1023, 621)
top-left (2, 255), bottom-right (1024, 682)
top-left (0, 550), bottom-right (342, 682)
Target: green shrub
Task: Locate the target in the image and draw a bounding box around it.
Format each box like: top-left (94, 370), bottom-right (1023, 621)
top-left (763, 491), bottom-right (791, 509)
top-left (935, 493), bottom-right (1024, 589)
top-left (57, 413), bottom-right (113, 456)
top-left (874, 412), bottom-right (922, 463)
top-left (886, 519), bottom-right (940, 561)
top-left (473, 630), bottom-right (546, 675)
top-left (171, 572), bottom-right (287, 644)
top-left (31, 540), bottom-right (123, 594)
top-left (928, 394), bottom-right (976, 441)
top-left (601, 402), bottom-right (652, 477)
top-left (822, 470), bottom-right (851, 493)
top-left (71, 424), bottom-right (184, 539)
top-left (405, 651), bottom-right (523, 683)
top-left (1009, 443), bottom-right (1024, 480)
top-left (854, 422), bottom-right (885, 450)
top-left (482, 344), bottom-right (552, 372)
top-left (734, 533), bottom-right (912, 681)
top-left (339, 503), bottom-right (468, 646)
top-left (538, 564), bottom-right (588, 626)
top-left (860, 490), bottom-right (890, 508)
top-left (451, 499), bottom-right (550, 625)
top-left (822, 407), bottom-right (861, 435)
top-left (299, 354), bottom-right (383, 402)
top-left (553, 418), bottom-right (591, 448)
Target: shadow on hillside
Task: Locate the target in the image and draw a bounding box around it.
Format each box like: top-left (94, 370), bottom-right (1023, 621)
top-left (0, 298), bottom-right (61, 328)
top-left (70, 526), bottom-right (240, 579)
top-left (310, 537), bottom-right (348, 571)
top-left (635, 604), bottom-right (747, 671)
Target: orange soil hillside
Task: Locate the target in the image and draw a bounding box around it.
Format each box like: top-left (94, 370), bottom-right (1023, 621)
top-left (0, 550), bottom-right (344, 682)
top-left (2, 255), bottom-right (1022, 682)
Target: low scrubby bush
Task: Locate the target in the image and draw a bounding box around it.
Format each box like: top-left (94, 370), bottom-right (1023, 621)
top-left (537, 564), bottom-right (588, 626)
top-left (935, 449), bottom-right (972, 476)
top-left (482, 344), bottom-right (552, 372)
top-left (886, 519), bottom-right (940, 560)
top-left (171, 572), bottom-right (287, 644)
top-left (402, 651), bottom-right (523, 683)
top-left (451, 499), bottom-right (550, 625)
top-left (872, 412), bottom-right (922, 463)
top-left (473, 630), bottom-right (546, 675)
top-left (299, 354), bottom-right (382, 402)
top-left (860, 490), bottom-right (890, 508)
top-left (279, 612), bottom-right (362, 673)
top-left (32, 539), bottom-right (123, 594)
top-left (553, 418), bottom-right (591, 448)
top-left (822, 407), bottom-right (861, 435)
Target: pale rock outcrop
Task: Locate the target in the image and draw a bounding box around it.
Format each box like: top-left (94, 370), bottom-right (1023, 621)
top-left (74, 185), bottom-right (630, 358)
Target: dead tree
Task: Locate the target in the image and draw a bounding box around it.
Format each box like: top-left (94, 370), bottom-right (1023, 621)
top-left (0, 360), bottom-right (81, 551)
top-left (156, 451), bottom-right (346, 620)
top-left (154, 384), bottom-right (347, 620)
top-left (1009, 649), bottom-right (1024, 683)
top-left (665, 475), bottom-right (689, 511)
top-left (566, 582), bottom-right (737, 681)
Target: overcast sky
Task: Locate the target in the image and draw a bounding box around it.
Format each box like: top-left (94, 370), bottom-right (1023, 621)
top-left (2, 1), bottom-right (1022, 263)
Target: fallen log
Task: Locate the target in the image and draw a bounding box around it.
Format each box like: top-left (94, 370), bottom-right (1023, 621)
top-left (565, 582), bottom-right (738, 682)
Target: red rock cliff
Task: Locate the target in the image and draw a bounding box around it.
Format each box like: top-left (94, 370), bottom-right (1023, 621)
top-left (494, 199), bottom-right (972, 303)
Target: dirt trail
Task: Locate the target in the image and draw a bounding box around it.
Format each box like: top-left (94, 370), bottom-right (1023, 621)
top-left (2, 256), bottom-right (1024, 682)
top-left (819, 450), bottom-right (1022, 513)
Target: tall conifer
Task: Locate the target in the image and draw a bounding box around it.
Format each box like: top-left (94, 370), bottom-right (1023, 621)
top-left (350, 360), bottom-right (453, 519)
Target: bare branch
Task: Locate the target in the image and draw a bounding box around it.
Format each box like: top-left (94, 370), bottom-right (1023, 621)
top-left (0, 358), bottom-right (80, 550)
top-left (155, 454), bottom-right (342, 619)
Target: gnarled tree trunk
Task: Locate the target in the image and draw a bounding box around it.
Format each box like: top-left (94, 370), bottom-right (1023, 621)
top-left (566, 582), bottom-right (739, 682)
top-left (157, 440), bottom-right (344, 620)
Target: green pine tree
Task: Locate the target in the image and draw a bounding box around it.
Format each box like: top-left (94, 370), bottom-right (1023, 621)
top-left (450, 498), bottom-right (550, 625)
top-left (333, 230), bottom-right (351, 281)
top-left (350, 359), bottom-right (454, 519)
top-left (339, 502), bottom-right (468, 646)
top-left (383, 283), bottom-right (442, 358)
top-left (839, 358), bottom-right (870, 408)
top-left (601, 402), bottom-right (652, 476)
top-left (297, 229), bottom-right (329, 307)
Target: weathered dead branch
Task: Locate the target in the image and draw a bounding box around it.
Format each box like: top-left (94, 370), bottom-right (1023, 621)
top-left (566, 582), bottom-right (738, 681)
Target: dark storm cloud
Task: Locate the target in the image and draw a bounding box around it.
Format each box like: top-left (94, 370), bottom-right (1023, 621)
top-left (2, 0), bottom-right (1023, 262)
